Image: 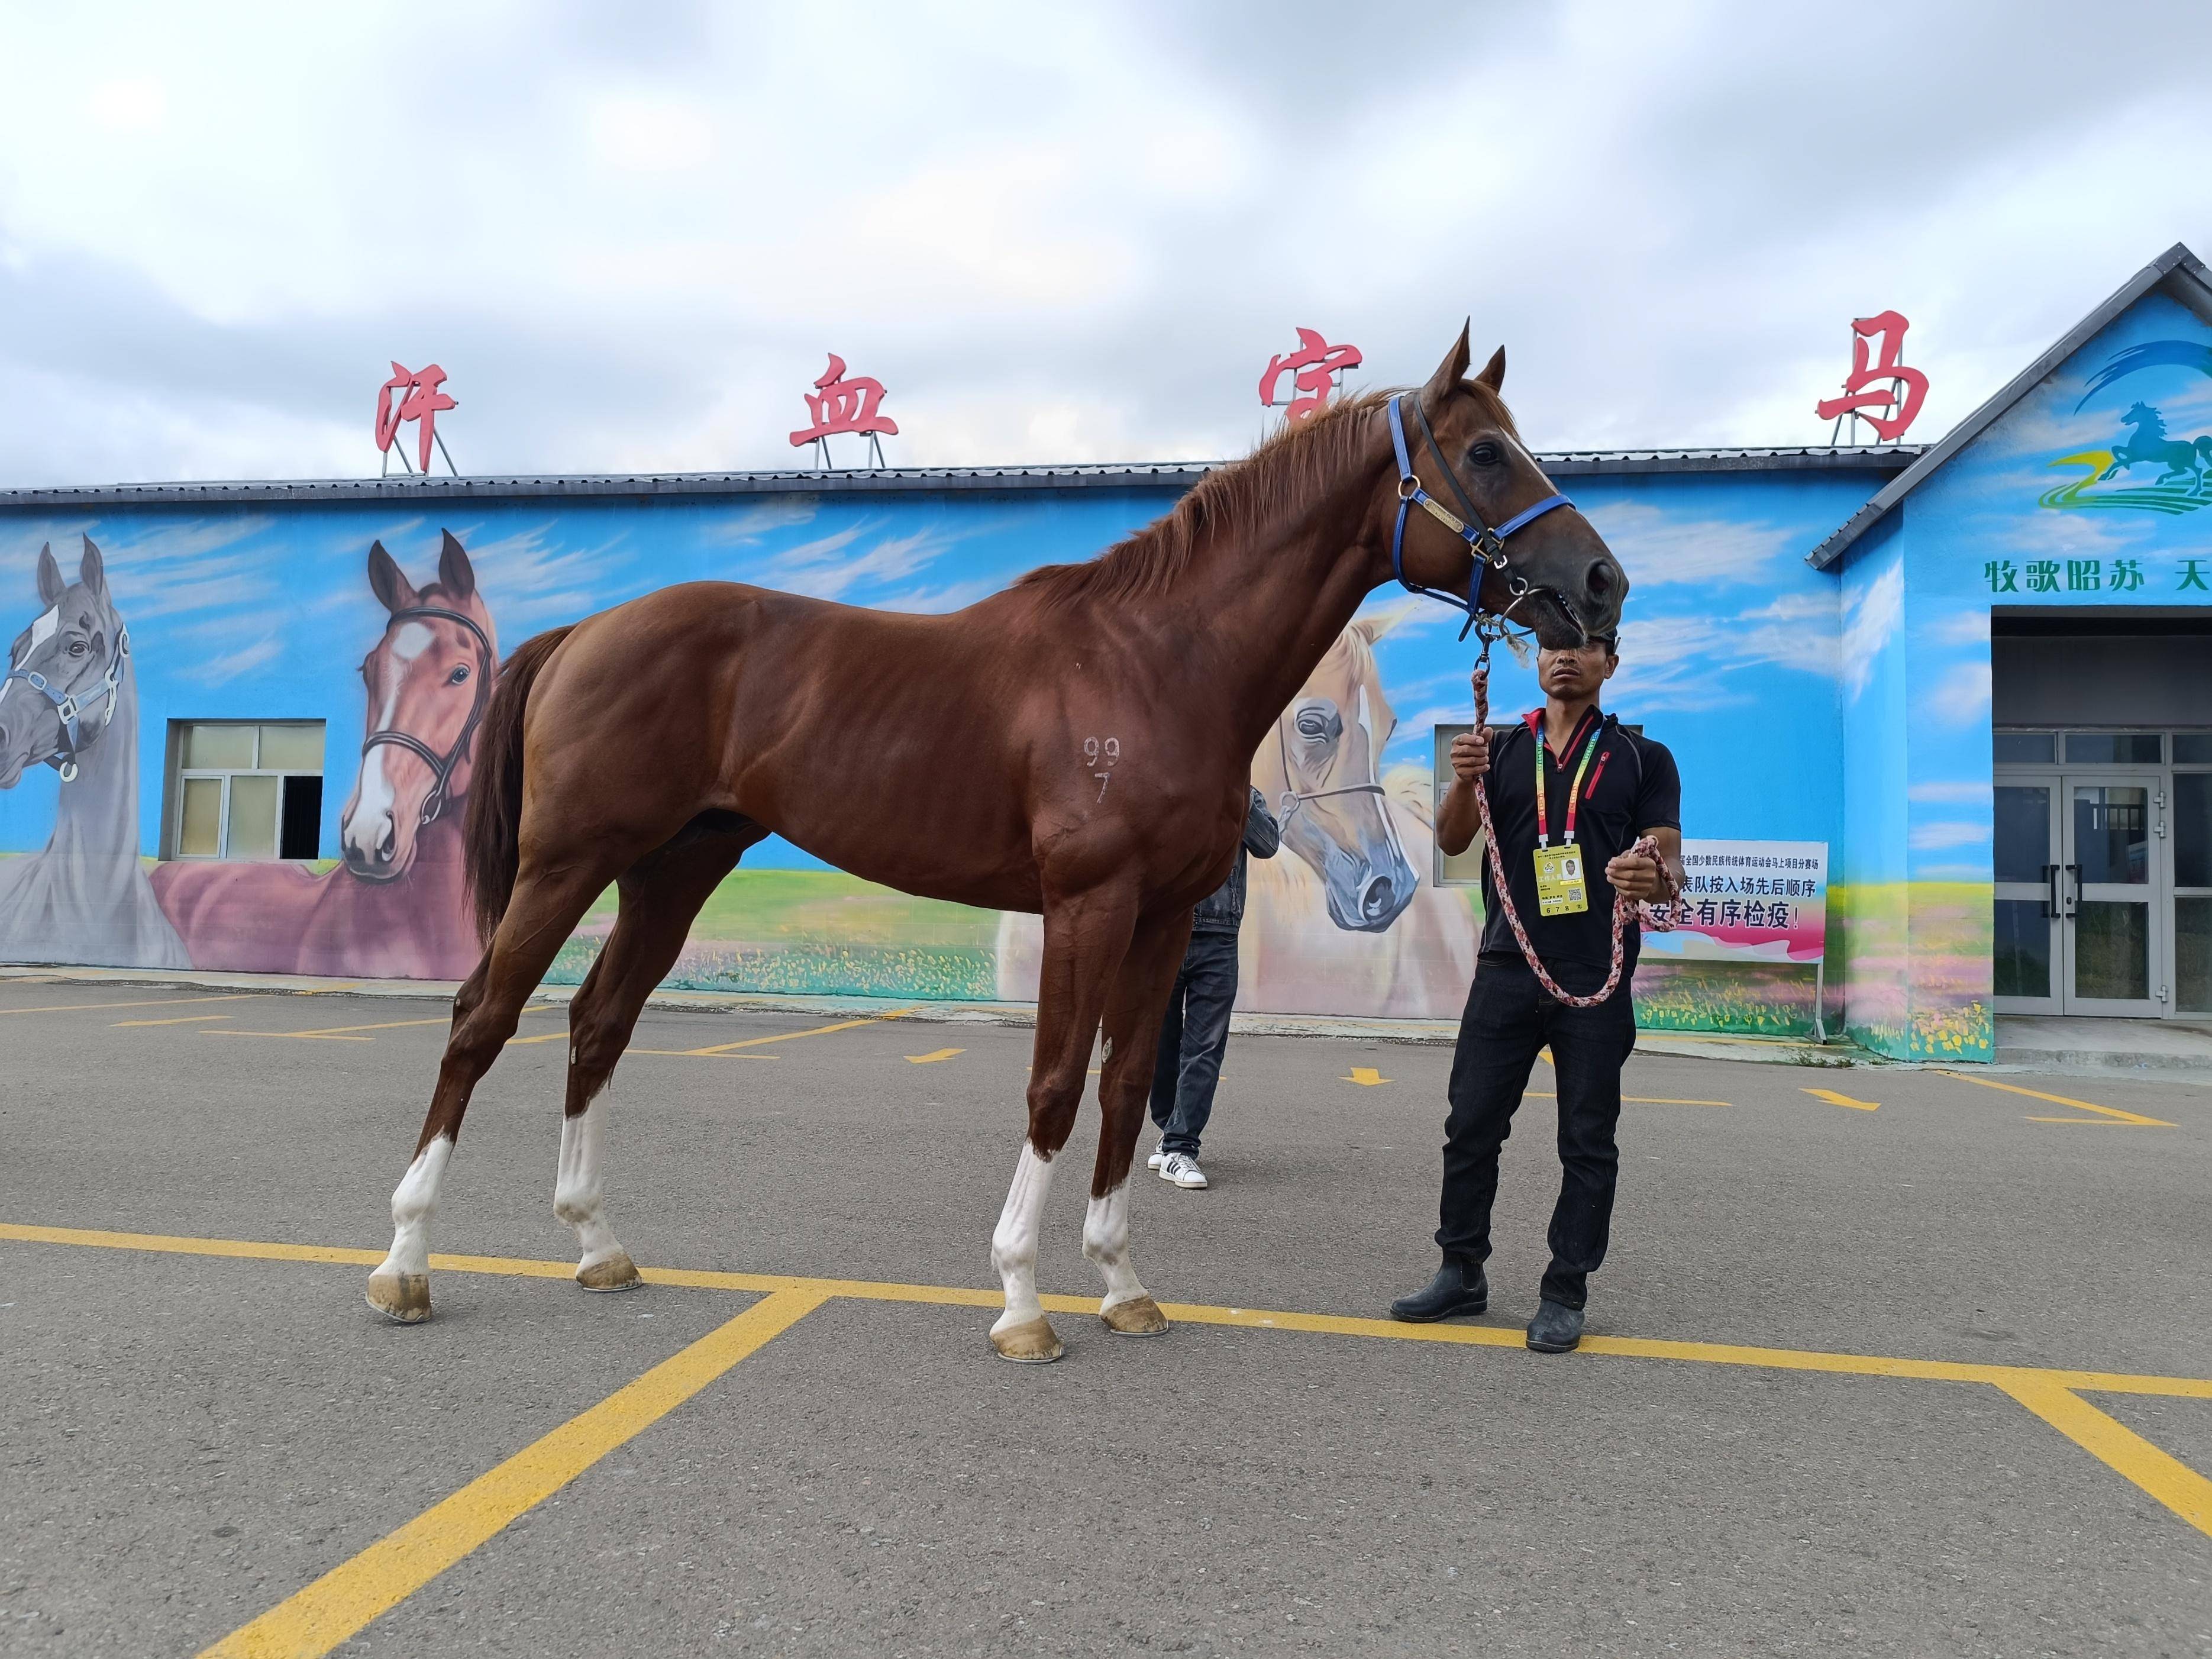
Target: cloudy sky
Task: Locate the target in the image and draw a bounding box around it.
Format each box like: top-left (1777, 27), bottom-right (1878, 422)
top-left (2, 1), bottom-right (2210, 487)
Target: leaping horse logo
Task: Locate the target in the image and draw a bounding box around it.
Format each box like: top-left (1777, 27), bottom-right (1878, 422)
top-left (2098, 402), bottom-right (2212, 492)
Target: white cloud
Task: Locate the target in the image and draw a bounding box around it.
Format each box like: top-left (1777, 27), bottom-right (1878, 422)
top-left (179, 634), bottom-right (281, 685)
top-left (1910, 820), bottom-right (1990, 850)
top-left (1909, 779), bottom-right (1991, 804)
top-left (1840, 561), bottom-right (1904, 699)
top-left (1581, 501), bottom-right (1803, 587)
top-left (1921, 608), bottom-right (1988, 647)
top-left (1928, 659), bottom-right (1993, 726)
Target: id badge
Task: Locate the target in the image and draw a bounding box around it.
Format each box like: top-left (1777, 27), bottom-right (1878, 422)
top-left (1533, 844), bottom-right (1588, 916)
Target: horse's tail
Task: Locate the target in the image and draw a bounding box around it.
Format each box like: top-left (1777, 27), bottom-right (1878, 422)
top-left (463, 625), bottom-right (574, 946)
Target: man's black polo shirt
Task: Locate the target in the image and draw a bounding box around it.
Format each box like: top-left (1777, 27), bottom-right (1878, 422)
top-left (1475, 708), bottom-right (1682, 994)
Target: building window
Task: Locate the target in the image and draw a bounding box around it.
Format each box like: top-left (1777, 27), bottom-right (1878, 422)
top-left (167, 722), bottom-right (325, 861)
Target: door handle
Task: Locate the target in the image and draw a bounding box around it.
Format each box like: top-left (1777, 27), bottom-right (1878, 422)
top-left (2040, 862), bottom-right (2058, 920)
top-left (2063, 863), bottom-right (2082, 918)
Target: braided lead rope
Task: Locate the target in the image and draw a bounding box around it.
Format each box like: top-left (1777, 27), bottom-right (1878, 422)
top-left (1469, 662), bottom-right (1684, 1009)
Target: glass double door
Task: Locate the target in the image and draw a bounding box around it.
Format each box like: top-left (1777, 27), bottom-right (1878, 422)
top-left (1993, 773), bottom-right (2162, 1015)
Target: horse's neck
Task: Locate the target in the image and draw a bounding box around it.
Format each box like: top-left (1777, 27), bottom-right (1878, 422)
top-left (49, 664), bottom-right (140, 858)
top-left (1157, 444), bottom-right (1392, 755)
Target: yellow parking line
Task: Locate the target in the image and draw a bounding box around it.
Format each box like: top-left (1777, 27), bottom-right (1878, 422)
top-left (196, 1290), bottom-right (825, 1659)
top-left (113, 1014), bottom-right (234, 1028)
top-left (1940, 1071), bottom-right (2175, 1128)
top-left (0, 994), bottom-right (250, 1016)
top-left (682, 1009), bottom-right (912, 1055)
top-left (5, 1218), bottom-right (2207, 1400)
top-left (625, 1048), bottom-right (778, 1061)
top-left (205, 1007), bottom-right (563, 1042)
top-left (1998, 1381), bottom-right (2212, 1539)
top-left (906, 1048), bottom-right (964, 1064)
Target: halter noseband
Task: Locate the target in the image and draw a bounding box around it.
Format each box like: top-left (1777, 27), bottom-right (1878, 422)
top-left (1387, 392), bottom-right (1575, 641)
top-left (360, 605), bottom-right (494, 829)
top-left (3, 624), bottom-right (130, 783)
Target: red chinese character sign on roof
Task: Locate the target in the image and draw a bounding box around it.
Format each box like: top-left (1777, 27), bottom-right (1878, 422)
top-left (1260, 328), bottom-right (1363, 423)
top-left (790, 353), bottom-right (898, 469)
top-left (374, 361), bottom-right (460, 476)
top-left (1815, 312), bottom-right (1928, 444)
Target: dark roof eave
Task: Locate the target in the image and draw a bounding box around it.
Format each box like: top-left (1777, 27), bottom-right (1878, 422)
top-left (0, 446), bottom-right (1923, 511)
top-left (1806, 242), bottom-right (2212, 570)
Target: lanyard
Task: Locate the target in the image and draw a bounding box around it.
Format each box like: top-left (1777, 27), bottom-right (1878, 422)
top-left (1530, 709), bottom-right (1603, 848)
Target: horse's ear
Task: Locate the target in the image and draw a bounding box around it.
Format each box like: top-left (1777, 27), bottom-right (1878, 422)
top-left (1420, 320), bottom-right (1473, 410)
top-left (367, 541), bottom-right (418, 613)
top-left (437, 530), bottom-right (474, 601)
top-left (1474, 346), bottom-right (1506, 394)
top-left (35, 543), bottom-right (63, 606)
top-left (1352, 599), bottom-right (1420, 645)
top-left (79, 535), bottom-right (106, 598)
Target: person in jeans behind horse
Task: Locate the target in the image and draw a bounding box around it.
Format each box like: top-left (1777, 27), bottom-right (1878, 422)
top-left (1390, 634), bottom-right (1681, 1351)
top-left (1147, 787), bottom-right (1280, 1190)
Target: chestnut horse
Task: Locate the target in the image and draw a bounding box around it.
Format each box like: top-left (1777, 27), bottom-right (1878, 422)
top-left (366, 328), bottom-right (1628, 1361)
top-left (150, 532), bottom-right (495, 979)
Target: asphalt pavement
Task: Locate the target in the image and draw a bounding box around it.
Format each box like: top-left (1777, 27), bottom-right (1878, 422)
top-left (2, 977), bottom-right (2208, 1657)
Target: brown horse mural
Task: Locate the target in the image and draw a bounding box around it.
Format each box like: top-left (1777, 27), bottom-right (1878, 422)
top-left (364, 330), bottom-right (1628, 1362)
top-left (152, 532), bottom-right (495, 979)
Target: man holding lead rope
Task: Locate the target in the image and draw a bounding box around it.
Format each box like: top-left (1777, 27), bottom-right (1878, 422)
top-left (1390, 632), bottom-right (1683, 1352)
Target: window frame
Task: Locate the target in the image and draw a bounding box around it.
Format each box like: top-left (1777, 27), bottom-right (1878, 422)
top-left (166, 721), bottom-right (328, 863)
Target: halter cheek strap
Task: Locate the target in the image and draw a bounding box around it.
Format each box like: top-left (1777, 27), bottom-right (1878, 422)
top-left (1387, 392), bottom-right (1574, 640)
top-left (3, 625), bottom-right (130, 783)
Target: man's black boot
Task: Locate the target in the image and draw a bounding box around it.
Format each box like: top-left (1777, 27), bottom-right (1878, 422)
top-left (1388, 1258), bottom-right (1488, 1323)
top-left (1525, 1297), bottom-right (1584, 1353)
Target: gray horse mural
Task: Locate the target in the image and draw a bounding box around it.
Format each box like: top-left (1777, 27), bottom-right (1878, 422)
top-left (0, 537), bottom-right (187, 967)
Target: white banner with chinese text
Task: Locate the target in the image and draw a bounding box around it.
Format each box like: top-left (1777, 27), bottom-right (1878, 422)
top-left (1639, 839), bottom-right (1828, 965)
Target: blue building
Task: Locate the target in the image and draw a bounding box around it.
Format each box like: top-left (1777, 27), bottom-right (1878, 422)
top-left (4, 244), bottom-right (2208, 1061)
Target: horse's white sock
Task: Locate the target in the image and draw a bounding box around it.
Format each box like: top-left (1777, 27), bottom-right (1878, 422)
top-left (1081, 1180), bottom-right (1147, 1311)
top-left (376, 1135), bottom-right (451, 1282)
top-left (990, 1143), bottom-right (1055, 1334)
top-left (554, 1100), bottom-right (625, 1270)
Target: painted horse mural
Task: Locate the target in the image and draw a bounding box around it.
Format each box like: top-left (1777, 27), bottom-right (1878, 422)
top-left (151, 532), bottom-right (495, 979)
top-left (996, 605), bottom-right (1477, 1017)
top-left (364, 330), bottom-right (1627, 1362)
top-left (2097, 402), bottom-right (2212, 490)
top-left (0, 538), bottom-right (188, 969)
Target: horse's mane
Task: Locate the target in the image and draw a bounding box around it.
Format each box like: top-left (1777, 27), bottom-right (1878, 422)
top-left (2129, 405), bottom-right (2168, 438)
top-left (1015, 386), bottom-right (1435, 608)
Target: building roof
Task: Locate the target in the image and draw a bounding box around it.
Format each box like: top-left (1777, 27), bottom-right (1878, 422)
top-left (1807, 242), bottom-right (2212, 570)
top-left (0, 446), bottom-right (1919, 511)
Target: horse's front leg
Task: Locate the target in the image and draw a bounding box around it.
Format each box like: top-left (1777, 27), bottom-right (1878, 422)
top-left (990, 882), bottom-right (1139, 1363)
top-left (1081, 906), bottom-right (1194, 1337)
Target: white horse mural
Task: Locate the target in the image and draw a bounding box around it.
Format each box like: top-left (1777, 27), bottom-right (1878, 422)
top-left (0, 537), bottom-right (188, 968)
top-left (994, 608), bottom-right (1477, 1018)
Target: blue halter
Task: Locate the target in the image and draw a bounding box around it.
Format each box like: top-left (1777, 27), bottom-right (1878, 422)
top-left (1387, 392), bottom-right (1574, 640)
top-left (3, 624), bottom-right (129, 784)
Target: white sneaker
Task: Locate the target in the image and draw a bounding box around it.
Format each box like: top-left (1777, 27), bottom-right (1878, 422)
top-left (1145, 1141), bottom-right (1170, 1171)
top-left (1158, 1151), bottom-right (1209, 1190)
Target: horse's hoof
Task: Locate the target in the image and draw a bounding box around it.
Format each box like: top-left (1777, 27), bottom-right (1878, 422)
top-left (1100, 1294), bottom-right (1170, 1337)
top-left (989, 1316), bottom-right (1064, 1364)
top-left (366, 1270), bottom-right (431, 1324)
top-left (576, 1251), bottom-right (641, 1292)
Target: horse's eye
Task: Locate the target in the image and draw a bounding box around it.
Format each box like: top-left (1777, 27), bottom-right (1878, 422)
top-left (1296, 708), bottom-right (1338, 742)
top-left (67, 640), bottom-right (86, 657)
top-left (1468, 442), bottom-right (1502, 467)
top-left (447, 665), bottom-right (470, 685)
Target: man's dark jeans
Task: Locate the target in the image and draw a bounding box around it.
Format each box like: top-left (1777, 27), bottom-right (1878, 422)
top-left (1150, 931), bottom-right (1239, 1156)
top-left (1437, 954), bottom-right (1637, 1309)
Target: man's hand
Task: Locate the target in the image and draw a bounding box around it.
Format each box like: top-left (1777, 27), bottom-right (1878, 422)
top-left (1450, 728), bottom-right (1490, 782)
top-left (1604, 849), bottom-right (1662, 899)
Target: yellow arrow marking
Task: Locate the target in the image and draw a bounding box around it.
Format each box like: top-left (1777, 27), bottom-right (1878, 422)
top-left (1344, 1067), bottom-right (1391, 1086)
top-left (906, 1048), bottom-right (965, 1064)
top-left (1939, 1071), bottom-right (2174, 1128)
top-left (1802, 1087), bottom-right (1878, 1112)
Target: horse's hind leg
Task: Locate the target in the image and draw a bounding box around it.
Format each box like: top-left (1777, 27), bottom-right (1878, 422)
top-left (991, 883), bottom-right (1138, 1363)
top-left (1082, 908), bottom-right (1192, 1337)
top-left (367, 857), bottom-right (616, 1323)
top-left (556, 825), bottom-right (758, 1291)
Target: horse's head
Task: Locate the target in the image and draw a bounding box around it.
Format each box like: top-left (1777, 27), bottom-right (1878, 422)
top-left (2123, 401), bottom-right (2162, 432)
top-left (0, 537), bottom-right (127, 791)
top-left (339, 531), bottom-right (497, 880)
top-left (1260, 611), bottom-right (1420, 933)
top-left (1380, 326), bottom-right (1627, 649)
